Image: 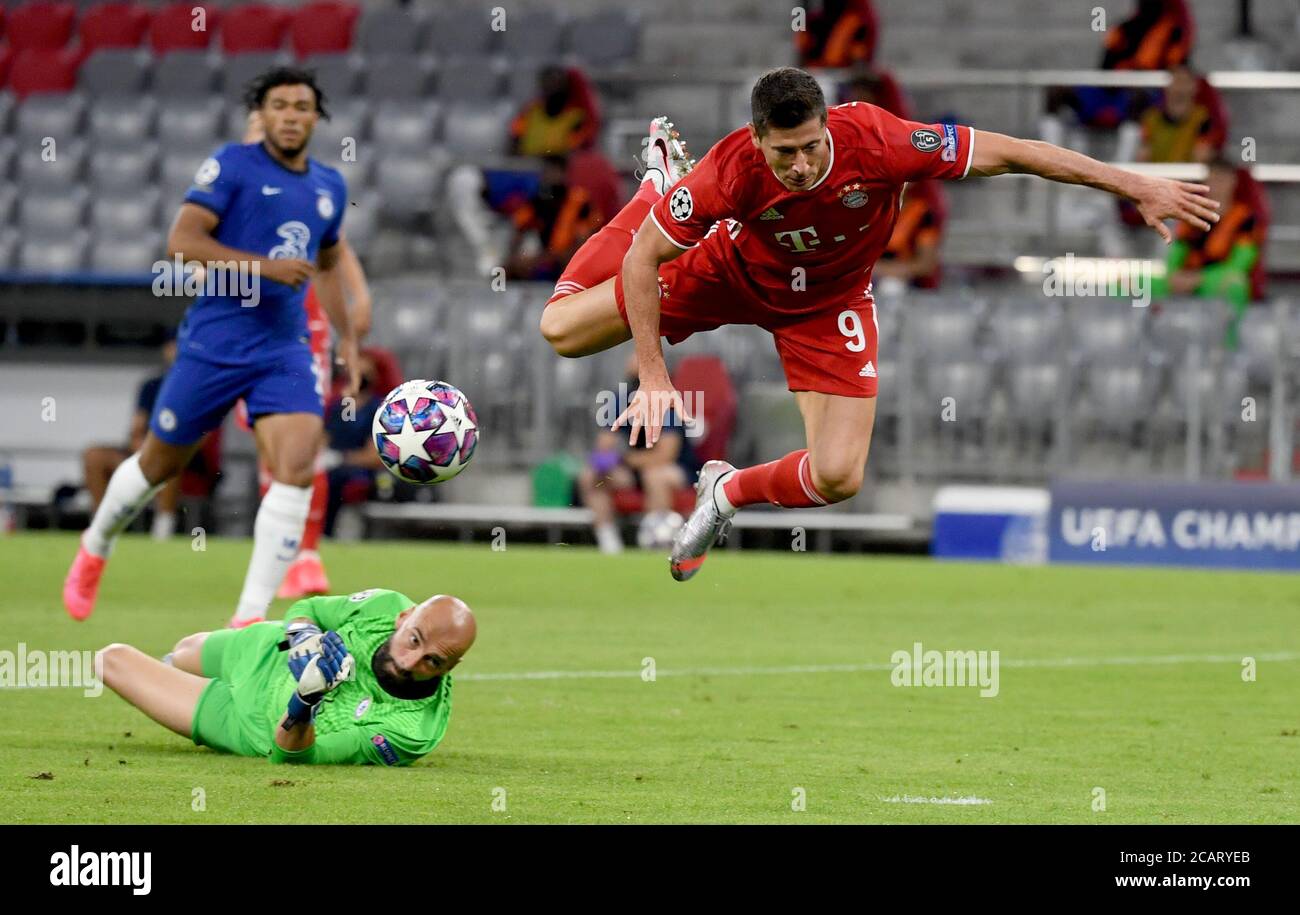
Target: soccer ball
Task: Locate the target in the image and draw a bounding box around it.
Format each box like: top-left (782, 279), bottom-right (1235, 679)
top-left (637, 510), bottom-right (685, 550)
top-left (372, 380), bottom-right (478, 484)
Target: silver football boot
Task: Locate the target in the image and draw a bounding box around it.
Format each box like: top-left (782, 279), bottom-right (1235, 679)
top-left (670, 460), bottom-right (737, 582)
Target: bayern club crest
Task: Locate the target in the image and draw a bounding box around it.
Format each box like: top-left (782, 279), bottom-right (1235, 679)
top-left (372, 380), bottom-right (478, 484)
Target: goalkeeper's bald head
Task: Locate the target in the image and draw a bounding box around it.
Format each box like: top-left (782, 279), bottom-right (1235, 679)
top-left (373, 595), bottom-right (477, 700)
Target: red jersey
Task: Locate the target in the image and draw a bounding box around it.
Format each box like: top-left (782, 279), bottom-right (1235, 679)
top-left (303, 283), bottom-right (330, 357)
top-left (649, 102), bottom-right (973, 313)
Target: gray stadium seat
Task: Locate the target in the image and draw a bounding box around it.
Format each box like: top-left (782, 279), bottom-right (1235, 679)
top-left (506, 65), bottom-right (541, 104)
top-left (161, 152), bottom-right (209, 203)
top-left (371, 100), bottom-right (442, 152)
top-left (565, 11), bottom-right (641, 67)
top-left (19, 230), bottom-right (89, 274)
top-left (222, 53), bottom-right (289, 99)
top-left (502, 8), bottom-right (564, 61)
top-left (19, 187), bottom-right (88, 236)
top-left (153, 51), bottom-right (219, 98)
top-left (15, 92), bottom-right (86, 144)
top-left (0, 93), bottom-right (12, 138)
top-left (156, 97), bottom-right (225, 152)
top-left (427, 8), bottom-right (498, 58)
top-left (1067, 300), bottom-right (1148, 362)
top-left (16, 140), bottom-right (86, 190)
top-left (332, 154), bottom-right (373, 195)
top-left (1167, 359), bottom-right (1249, 419)
top-left (78, 49), bottom-right (150, 96)
top-left (91, 188), bottom-right (160, 235)
top-left (88, 96), bottom-right (157, 149)
top-left (438, 58), bottom-right (503, 103)
top-left (89, 145), bottom-right (157, 192)
top-left (1083, 360), bottom-right (1159, 426)
top-left (340, 193), bottom-right (378, 253)
top-left (0, 227), bottom-right (17, 271)
top-left (0, 184), bottom-right (14, 227)
top-left (89, 234), bottom-right (165, 275)
top-left (994, 299), bottom-right (1066, 358)
top-left (908, 305), bottom-right (984, 360)
top-left (358, 6), bottom-right (427, 55)
top-left (310, 99), bottom-right (369, 167)
top-left (0, 136), bottom-right (16, 180)
top-left (441, 101), bottom-right (511, 157)
top-left (302, 53), bottom-right (359, 101)
top-left (375, 154), bottom-right (438, 219)
top-left (1006, 362), bottom-right (1066, 421)
top-left (366, 54), bottom-right (436, 101)
top-left (924, 361), bottom-right (996, 420)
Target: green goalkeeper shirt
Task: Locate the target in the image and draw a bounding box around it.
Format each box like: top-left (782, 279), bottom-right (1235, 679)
top-left (238, 589), bottom-right (453, 766)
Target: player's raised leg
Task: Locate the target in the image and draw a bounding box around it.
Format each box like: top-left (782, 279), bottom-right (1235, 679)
top-left (97, 642), bottom-right (210, 738)
top-left (63, 432), bottom-right (202, 621)
top-left (229, 410), bottom-right (321, 627)
top-left (539, 117), bottom-right (692, 358)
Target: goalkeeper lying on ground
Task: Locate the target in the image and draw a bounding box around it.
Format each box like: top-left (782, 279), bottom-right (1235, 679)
top-left (96, 589), bottom-right (477, 765)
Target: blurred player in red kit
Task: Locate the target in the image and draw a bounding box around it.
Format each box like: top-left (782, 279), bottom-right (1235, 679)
top-left (540, 67), bottom-right (1220, 582)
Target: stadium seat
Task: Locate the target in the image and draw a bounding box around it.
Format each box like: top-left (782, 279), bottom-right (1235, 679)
top-left (908, 304), bottom-right (985, 360)
top-left (300, 52), bottom-right (358, 101)
top-left (148, 2), bottom-right (219, 54)
top-left (88, 233), bottom-right (163, 274)
top-left (89, 144), bottom-right (157, 191)
top-left (501, 8), bottom-right (564, 62)
top-left (441, 101), bottom-right (511, 157)
top-left (340, 192), bottom-right (377, 253)
top-left (160, 150), bottom-right (207, 201)
top-left (18, 229), bottom-right (88, 273)
top-left (356, 5), bottom-right (424, 55)
top-left (152, 49), bottom-right (218, 97)
top-left (87, 94), bottom-right (156, 147)
top-left (1005, 362), bottom-right (1067, 424)
top-left (14, 91), bottom-right (85, 142)
top-left (1067, 299), bottom-right (1148, 364)
top-left (9, 47), bottom-right (78, 97)
top-left (366, 53), bottom-right (435, 101)
top-left (923, 361), bottom-right (997, 421)
top-left (288, 1), bottom-right (358, 58)
top-left (995, 299), bottom-right (1067, 358)
top-left (156, 96), bottom-right (224, 152)
top-left (77, 2), bottom-right (151, 53)
top-left (219, 4), bottom-right (291, 55)
top-left (6, 1), bottom-right (76, 51)
top-left (0, 43), bottom-right (12, 89)
top-left (371, 99), bottom-right (441, 152)
top-left (1082, 360), bottom-right (1160, 426)
top-left (438, 57), bottom-right (502, 103)
top-left (221, 51), bottom-right (288, 97)
top-left (375, 153), bottom-right (438, 220)
top-left (565, 10), bottom-right (641, 67)
top-left (426, 7), bottom-right (497, 58)
top-left (77, 47), bottom-right (149, 95)
top-left (18, 186), bottom-right (87, 236)
top-left (0, 227), bottom-right (17, 271)
top-left (90, 187), bottom-right (159, 235)
top-left (16, 137), bottom-right (85, 191)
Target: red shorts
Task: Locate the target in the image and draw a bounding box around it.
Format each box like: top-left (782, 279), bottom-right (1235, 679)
top-left (602, 229), bottom-right (879, 398)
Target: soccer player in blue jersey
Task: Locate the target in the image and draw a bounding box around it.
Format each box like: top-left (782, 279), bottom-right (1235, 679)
top-left (64, 67), bottom-right (360, 626)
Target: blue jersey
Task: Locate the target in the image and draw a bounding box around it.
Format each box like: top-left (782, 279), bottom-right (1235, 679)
top-left (179, 142), bottom-right (346, 365)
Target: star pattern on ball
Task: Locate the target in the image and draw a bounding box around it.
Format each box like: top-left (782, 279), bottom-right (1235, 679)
top-left (433, 396), bottom-right (478, 451)
top-left (386, 413), bottom-right (438, 466)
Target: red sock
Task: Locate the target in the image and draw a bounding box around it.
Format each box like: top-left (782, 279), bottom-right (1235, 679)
top-left (300, 468), bottom-right (327, 552)
top-left (548, 182), bottom-right (660, 303)
top-left (721, 449), bottom-right (830, 509)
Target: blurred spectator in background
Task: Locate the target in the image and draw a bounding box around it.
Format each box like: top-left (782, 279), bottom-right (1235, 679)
top-left (80, 337), bottom-right (219, 539)
top-left (1137, 65), bottom-right (1226, 163)
top-left (510, 65), bottom-right (601, 156)
top-left (449, 65), bottom-right (618, 279)
top-left (837, 68), bottom-right (911, 118)
top-left (1042, 0), bottom-right (1195, 153)
top-left (795, 0), bottom-right (878, 69)
top-left (876, 180), bottom-right (947, 289)
top-left (578, 353), bottom-right (700, 555)
top-left (1153, 159), bottom-right (1269, 348)
top-left (505, 156), bottom-right (606, 282)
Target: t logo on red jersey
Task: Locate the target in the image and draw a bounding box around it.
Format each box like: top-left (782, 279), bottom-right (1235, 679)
top-left (774, 225), bottom-right (820, 252)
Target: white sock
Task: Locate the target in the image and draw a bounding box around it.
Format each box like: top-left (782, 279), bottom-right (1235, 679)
top-left (595, 522), bottom-right (623, 555)
top-left (712, 471), bottom-right (738, 517)
top-left (83, 453), bottom-right (165, 558)
top-left (151, 511), bottom-right (176, 541)
top-left (233, 482), bottom-right (311, 622)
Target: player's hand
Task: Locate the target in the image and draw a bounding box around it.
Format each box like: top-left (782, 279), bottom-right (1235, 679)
top-left (284, 619), bottom-right (324, 682)
top-left (284, 631), bottom-right (355, 726)
top-left (612, 368), bottom-right (691, 447)
top-left (1131, 177), bottom-right (1220, 244)
top-left (335, 335), bottom-right (361, 400)
top-left (261, 257), bottom-right (315, 289)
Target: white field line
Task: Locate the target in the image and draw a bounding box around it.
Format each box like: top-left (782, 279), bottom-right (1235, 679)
top-left (880, 795), bottom-right (994, 806)
top-left (459, 651), bottom-right (1300, 682)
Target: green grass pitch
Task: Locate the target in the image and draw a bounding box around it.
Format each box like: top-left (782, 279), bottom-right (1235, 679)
top-left (2, 531), bottom-right (1297, 823)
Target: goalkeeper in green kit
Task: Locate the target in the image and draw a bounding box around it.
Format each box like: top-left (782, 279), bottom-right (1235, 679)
top-left (96, 589), bottom-right (477, 765)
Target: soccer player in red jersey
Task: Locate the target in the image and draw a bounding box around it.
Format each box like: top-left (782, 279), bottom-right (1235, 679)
top-left (540, 67), bottom-right (1220, 582)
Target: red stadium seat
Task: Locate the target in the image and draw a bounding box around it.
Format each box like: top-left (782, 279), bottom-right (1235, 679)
top-left (9, 47), bottom-right (78, 97)
top-left (149, 2), bottom-right (220, 54)
top-left (289, 1), bottom-right (359, 58)
top-left (220, 3), bottom-right (291, 55)
top-left (0, 45), bottom-right (12, 87)
top-left (7, 1), bottom-right (76, 51)
top-left (79, 3), bottom-right (152, 53)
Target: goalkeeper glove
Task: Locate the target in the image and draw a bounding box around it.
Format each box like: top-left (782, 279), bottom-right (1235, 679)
top-left (282, 619), bottom-right (325, 683)
top-left (283, 631), bottom-right (355, 728)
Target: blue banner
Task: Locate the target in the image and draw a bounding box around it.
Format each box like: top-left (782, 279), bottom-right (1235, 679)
top-left (1048, 481), bottom-right (1300, 571)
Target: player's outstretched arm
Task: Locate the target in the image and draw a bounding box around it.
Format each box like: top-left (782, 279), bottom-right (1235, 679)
top-left (966, 129), bottom-right (1221, 244)
top-left (336, 236), bottom-right (373, 341)
top-left (613, 220), bottom-right (690, 447)
top-left (314, 241), bottom-right (360, 398)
